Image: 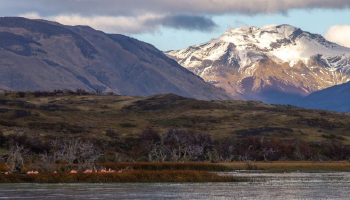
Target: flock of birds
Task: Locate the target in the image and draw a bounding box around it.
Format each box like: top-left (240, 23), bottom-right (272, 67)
top-left (2, 168), bottom-right (123, 175)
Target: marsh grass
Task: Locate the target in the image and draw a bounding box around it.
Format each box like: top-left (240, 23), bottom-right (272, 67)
top-left (0, 170), bottom-right (244, 183)
top-left (223, 161), bottom-right (350, 172)
top-left (101, 162), bottom-right (231, 172)
top-left (0, 162), bottom-right (231, 174)
top-left (0, 164), bottom-right (7, 171)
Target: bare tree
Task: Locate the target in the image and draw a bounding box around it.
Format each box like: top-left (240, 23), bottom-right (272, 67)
top-left (261, 147), bottom-right (280, 162)
top-left (47, 138), bottom-right (101, 169)
top-left (139, 127), bottom-right (161, 161)
top-left (240, 145), bottom-right (253, 161)
top-left (150, 142), bottom-right (169, 162)
top-left (163, 129), bottom-right (187, 162)
top-left (215, 137), bottom-right (236, 162)
top-left (6, 145), bottom-right (26, 173)
top-left (159, 129), bottom-right (212, 162)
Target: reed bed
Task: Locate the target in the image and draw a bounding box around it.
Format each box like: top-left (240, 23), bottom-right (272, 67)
top-left (0, 162), bottom-right (231, 174)
top-left (222, 161), bottom-right (350, 172)
top-left (0, 170), bottom-right (245, 183)
top-left (0, 164), bottom-right (7, 171)
top-left (100, 162), bottom-right (231, 172)
top-left (2, 161), bottom-right (350, 174)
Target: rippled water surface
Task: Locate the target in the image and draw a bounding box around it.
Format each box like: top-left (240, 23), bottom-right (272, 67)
top-left (1, 172), bottom-right (350, 199)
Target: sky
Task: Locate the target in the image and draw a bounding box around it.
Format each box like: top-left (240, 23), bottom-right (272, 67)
top-left (0, 0), bottom-right (350, 51)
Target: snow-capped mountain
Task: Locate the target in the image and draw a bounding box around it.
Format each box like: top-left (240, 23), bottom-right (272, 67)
top-left (167, 25), bottom-right (350, 103)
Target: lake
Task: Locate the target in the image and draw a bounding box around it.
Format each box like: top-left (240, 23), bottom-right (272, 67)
top-left (1, 172), bottom-right (350, 199)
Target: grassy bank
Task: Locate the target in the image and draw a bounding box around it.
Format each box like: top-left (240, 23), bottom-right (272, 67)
top-left (101, 162), bottom-right (231, 171)
top-left (222, 161), bottom-right (350, 172)
top-left (0, 162), bottom-right (231, 173)
top-left (0, 170), bottom-right (244, 183)
top-left (3, 161), bottom-right (350, 174)
top-left (1, 161), bottom-right (350, 183)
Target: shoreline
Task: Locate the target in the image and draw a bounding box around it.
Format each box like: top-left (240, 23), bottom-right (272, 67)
top-left (1, 161), bottom-right (350, 183)
top-left (0, 170), bottom-right (244, 183)
top-left (221, 161), bottom-right (350, 173)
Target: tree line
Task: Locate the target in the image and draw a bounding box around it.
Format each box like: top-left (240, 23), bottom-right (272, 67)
top-left (1, 127), bottom-right (350, 173)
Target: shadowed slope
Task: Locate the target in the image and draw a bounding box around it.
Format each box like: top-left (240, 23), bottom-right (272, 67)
top-left (0, 17), bottom-right (231, 100)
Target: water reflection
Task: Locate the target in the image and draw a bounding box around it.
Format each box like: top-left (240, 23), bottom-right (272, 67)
top-left (1, 172), bottom-right (350, 199)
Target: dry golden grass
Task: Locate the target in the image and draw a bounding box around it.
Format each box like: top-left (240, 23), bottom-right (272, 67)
top-left (222, 161), bottom-right (350, 172)
top-left (0, 170), bottom-right (244, 183)
top-left (0, 164), bottom-right (7, 171)
top-left (101, 162), bottom-right (231, 171)
top-left (2, 162), bottom-right (350, 174)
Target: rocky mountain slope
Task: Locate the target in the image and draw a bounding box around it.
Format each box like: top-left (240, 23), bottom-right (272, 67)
top-left (0, 17), bottom-right (231, 100)
top-left (167, 25), bottom-right (350, 103)
top-left (296, 81), bottom-right (350, 112)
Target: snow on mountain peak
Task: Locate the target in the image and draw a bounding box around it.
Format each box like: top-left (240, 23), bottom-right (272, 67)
top-left (167, 24), bottom-right (350, 103)
top-left (215, 24), bottom-right (350, 62)
top-left (263, 24), bottom-right (298, 37)
top-left (226, 26), bottom-right (260, 34)
top-left (222, 24), bottom-right (298, 41)
top-left (217, 24), bottom-right (302, 52)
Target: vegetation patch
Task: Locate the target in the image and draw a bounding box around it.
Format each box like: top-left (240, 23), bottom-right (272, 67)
top-left (222, 161), bottom-right (350, 173)
top-left (234, 127), bottom-right (293, 137)
top-left (321, 133), bottom-right (346, 141)
top-left (0, 170), bottom-right (244, 183)
top-left (1, 92), bottom-right (350, 168)
top-left (119, 123), bottom-right (137, 128)
top-left (101, 162), bottom-right (231, 171)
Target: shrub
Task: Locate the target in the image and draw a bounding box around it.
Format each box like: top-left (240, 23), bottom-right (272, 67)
top-left (119, 123), bottom-right (137, 128)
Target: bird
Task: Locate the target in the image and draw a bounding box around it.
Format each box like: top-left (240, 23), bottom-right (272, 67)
top-left (84, 169), bottom-right (93, 173)
top-left (108, 168), bottom-right (115, 173)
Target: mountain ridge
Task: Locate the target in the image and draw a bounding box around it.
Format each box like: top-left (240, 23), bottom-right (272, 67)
top-left (0, 17), bottom-right (231, 100)
top-left (167, 24), bottom-right (350, 103)
top-left (295, 81), bottom-right (350, 112)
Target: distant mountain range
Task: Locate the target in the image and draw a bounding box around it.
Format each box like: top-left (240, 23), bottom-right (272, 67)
top-left (295, 81), bottom-right (350, 112)
top-left (1, 18), bottom-right (349, 112)
top-left (0, 17), bottom-right (230, 100)
top-left (167, 25), bottom-right (350, 104)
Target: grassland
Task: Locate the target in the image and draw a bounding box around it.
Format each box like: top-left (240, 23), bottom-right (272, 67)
top-left (0, 91), bottom-right (350, 144)
top-left (1, 91), bottom-right (350, 183)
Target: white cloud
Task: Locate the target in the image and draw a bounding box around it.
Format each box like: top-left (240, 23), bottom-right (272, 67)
top-left (324, 25), bottom-right (350, 48)
top-left (20, 12), bottom-right (41, 19)
top-left (261, 24), bottom-right (278, 29)
top-left (52, 14), bottom-right (164, 34)
top-left (20, 13), bottom-right (165, 34)
top-left (8, 0), bottom-right (350, 34)
top-left (18, 12), bottom-right (217, 34)
top-left (8, 0), bottom-right (350, 16)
